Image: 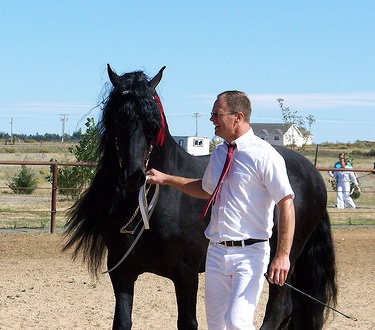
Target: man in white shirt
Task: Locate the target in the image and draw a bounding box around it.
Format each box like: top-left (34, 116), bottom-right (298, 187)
top-left (147, 91), bottom-right (295, 330)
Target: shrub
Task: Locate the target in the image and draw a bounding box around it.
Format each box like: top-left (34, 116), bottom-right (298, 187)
top-left (7, 165), bottom-right (38, 194)
top-left (3, 147), bottom-right (15, 153)
top-left (48, 160), bottom-right (87, 198)
top-left (46, 118), bottom-right (99, 198)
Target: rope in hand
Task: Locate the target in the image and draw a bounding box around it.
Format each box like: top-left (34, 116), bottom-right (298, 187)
top-left (102, 178), bottom-right (159, 274)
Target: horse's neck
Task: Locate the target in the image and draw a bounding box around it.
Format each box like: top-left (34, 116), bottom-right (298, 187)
top-left (150, 134), bottom-right (183, 170)
top-left (150, 133), bottom-right (210, 178)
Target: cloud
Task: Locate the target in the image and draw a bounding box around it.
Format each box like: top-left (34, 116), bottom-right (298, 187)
top-left (187, 91), bottom-right (375, 110)
top-left (250, 92), bottom-right (375, 110)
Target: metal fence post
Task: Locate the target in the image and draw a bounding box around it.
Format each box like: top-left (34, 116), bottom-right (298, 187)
top-left (314, 144), bottom-right (319, 166)
top-left (50, 163), bottom-right (58, 233)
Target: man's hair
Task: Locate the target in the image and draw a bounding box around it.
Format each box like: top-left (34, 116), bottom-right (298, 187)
top-left (217, 91), bottom-right (252, 123)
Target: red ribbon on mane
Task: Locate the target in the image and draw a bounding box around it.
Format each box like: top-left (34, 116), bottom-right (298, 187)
top-left (153, 94), bottom-right (166, 146)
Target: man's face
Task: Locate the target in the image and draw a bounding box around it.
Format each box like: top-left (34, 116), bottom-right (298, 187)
top-left (210, 97), bottom-right (236, 141)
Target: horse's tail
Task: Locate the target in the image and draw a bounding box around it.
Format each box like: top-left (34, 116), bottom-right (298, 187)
top-left (291, 209), bottom-right (337, 328)
top-left (62, 174), bottom-right (110, 278)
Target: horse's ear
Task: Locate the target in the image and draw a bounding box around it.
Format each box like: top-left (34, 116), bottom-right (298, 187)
top-left (149, 66), bottom-right (166, 91)
top-left (107, 64), bottom-right (120, 87)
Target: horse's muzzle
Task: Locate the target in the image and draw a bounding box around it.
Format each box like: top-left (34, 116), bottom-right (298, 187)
top-left (120, 169), bottom-right (146, 192)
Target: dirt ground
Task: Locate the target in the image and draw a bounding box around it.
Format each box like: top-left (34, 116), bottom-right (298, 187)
top-left (0, 227), bottom-right (374, 330)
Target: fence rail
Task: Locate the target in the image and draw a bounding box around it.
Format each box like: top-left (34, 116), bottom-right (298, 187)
top-left (0, 161), bottom-right (374, 233)
top-left (316, 167), bottom-right (375, 173)
top-left (0, 160), bottom-right (95, 233)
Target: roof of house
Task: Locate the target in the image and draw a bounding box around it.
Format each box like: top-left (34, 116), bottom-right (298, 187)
top-left (251, 123), bottom-right (292, 135)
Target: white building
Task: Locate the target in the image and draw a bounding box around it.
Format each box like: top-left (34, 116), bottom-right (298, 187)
top-left (251, 123), bottom-right (313, 147)
top-left (173, 136), bottom-right (210, 156)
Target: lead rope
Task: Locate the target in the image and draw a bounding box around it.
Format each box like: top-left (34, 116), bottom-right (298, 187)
top-left (103, 225), bottom-right (145, 274)
top-left (102, 179), bottom-right (159, 275)
top-left (103, 143), bottom-right (158, 275)
top-left (139, 176), bottom-right (159, 229)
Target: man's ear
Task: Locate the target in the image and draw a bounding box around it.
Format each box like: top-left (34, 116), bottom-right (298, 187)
top-left (235, 112), bottom-right (244, 122)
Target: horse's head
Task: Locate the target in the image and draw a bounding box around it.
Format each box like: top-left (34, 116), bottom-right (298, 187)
top-left (100, 64), bottom-right (166, 191)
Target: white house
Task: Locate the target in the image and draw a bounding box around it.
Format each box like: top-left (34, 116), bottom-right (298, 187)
top-left (251, 123), bottom-right (313, 147)
top-left (173, 136), bottom-right (210, 155)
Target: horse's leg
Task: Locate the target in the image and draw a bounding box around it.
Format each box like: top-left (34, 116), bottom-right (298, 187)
top-left (260, 220), bottom-right (297, 330)
top-left (260, 280), bottom-right (293, 329)
top-left (262, 211), bottom-right (336, 330)
top-left (260, 237), bottom-right (315, 330)
top-left (109, 268), bottom-right (137, 330)
top-left (261, 214), bottom-right (310, 329)
top-left (287, 211), bottom-right (337, 329)
top-left (288, 292), bottom-right (325, 330)
top-left (172, 264), bottom-right (200, 330)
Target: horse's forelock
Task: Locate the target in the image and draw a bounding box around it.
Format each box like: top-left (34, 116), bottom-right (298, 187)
top-left (115, 71), bottom-right (150, 97)
top-left (100, 71), bottom-right (163, 147)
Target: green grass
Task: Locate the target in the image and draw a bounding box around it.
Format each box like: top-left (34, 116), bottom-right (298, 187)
top-left (0, 208), bottom-right (68, 229)
top-left (0, 142), bottom-right (73, 154)
top-left (329, 214), bottom-right (375, 226)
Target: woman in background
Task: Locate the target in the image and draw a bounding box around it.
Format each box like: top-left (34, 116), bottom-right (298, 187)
top-left (330, 157), bottom-right (360, 209)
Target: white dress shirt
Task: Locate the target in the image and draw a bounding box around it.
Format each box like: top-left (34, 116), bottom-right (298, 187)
top-left (202, 128), bottom-right (294, 241)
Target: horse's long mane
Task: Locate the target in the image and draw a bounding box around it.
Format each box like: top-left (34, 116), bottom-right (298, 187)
top-left (63, 70), bottom-right (165, 277)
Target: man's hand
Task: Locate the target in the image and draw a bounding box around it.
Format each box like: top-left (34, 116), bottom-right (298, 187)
top-left (146, 168), bottom-right (169, 185)
top-left (267, 254), bottom-right (290, 286)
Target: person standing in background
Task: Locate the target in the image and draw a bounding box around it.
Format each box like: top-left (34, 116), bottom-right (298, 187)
top-left (331, 157), bottom-right (360, 209)
top-left (328, 153), bottom-right (357, 182)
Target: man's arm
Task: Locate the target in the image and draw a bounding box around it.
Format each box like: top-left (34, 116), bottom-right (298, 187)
top-left (267, 194), bottom-right (295, 286)
top-left (146, 168), bottom-right (210, 199)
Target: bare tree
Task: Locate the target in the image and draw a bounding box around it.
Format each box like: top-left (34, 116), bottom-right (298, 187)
top-left (277, 98), bottom-right (315, 148)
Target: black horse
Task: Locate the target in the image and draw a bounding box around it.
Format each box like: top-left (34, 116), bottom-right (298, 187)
top-left (63, 65), bottom-right (337, 329)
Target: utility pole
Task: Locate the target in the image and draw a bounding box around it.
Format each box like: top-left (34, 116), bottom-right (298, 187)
top-left (10, 117), bottom-right (13, 144)
top-left (193, 112), bottom-right (200, 137)
top-left (60, 114), bottom-right (69, 143)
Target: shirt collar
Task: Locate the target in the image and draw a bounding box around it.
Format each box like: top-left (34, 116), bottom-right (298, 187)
top-left (228, 128), bottom-right (254, 151)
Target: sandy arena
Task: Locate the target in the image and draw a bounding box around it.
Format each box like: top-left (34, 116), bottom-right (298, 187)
top-left (0, 227), bottom-right (374, 329)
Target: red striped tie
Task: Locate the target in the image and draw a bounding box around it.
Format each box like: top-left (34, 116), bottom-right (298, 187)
top-left (199, 143), bottom-right (236, 221)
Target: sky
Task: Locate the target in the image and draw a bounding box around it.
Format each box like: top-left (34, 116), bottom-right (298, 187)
top-left (0, 1), bottom-right (374, 144)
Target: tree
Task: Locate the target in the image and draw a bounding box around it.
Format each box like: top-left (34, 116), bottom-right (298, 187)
top-left (277, 98), bottom-right (305, 128)
top-left (306, 114), bottom-right (316, 134)
top-left (47, 118), bottom-right (100, 198)
top-left (7, 165), bottom-right (38, 194)
top-left (277, 98), bottom-right (315, 148)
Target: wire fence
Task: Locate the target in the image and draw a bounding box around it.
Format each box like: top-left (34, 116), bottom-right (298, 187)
top-left (0, 161), bottom-right (374, 232)
top-left (0, 160), bottom-right (95, 233)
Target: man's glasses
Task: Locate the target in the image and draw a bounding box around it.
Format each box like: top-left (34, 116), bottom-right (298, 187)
top-left (210, 111), bottom-right (234, 118)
